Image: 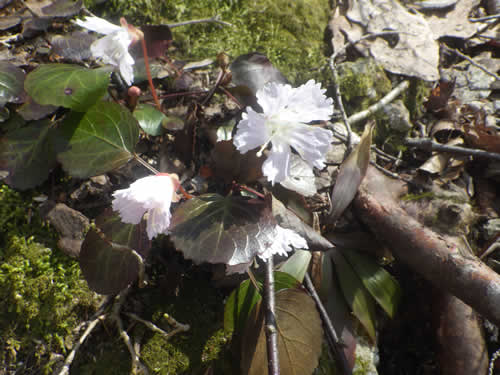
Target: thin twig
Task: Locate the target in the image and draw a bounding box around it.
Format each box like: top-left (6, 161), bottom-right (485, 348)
top-left (167, 15), bottom-right (233, 28)
top-left (264, 257), bottom-right (279, 375)
top-left (331, 31), bottom-right (405, 61)
top-left (329, 55), bottom-right (352, 153)
top-left (442, 46), bottom-right (500, 81)
top-left (56, 314), bottom-right (106, 375)
top-left (56, 296), bottom-right (113, 375)
top-left (112, 287), bottom-right (149, 375)
top-left (125, 312), bottom-right (190, 340)
top-left (163, 313), bottom-right (191, 335)
top-left (348, 80), bottom-right (410, 125)
top-left (303, 273), bottom-right (352, 375)
top-left (404, 138), bottom-right (500, 162)
top-left (480, 242), bottom-right (500, 260)
top-left (469, 14), bottom-right (500, 22)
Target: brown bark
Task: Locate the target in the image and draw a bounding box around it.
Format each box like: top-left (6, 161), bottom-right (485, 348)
top-left (353, 166), bottom-right (500, 325)
top-left (435, 293), bottom-right (488, 375)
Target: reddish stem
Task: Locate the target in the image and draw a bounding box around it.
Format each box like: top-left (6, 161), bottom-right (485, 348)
top-left (140, 38), bottom-right (162, 111)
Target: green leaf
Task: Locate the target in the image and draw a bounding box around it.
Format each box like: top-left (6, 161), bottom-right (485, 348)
top-left (58, 101), bottom-right (139, 178)
top-left (80, 228), bottom-right (141, 295)
top-left (224, 271), bottom-right (299, 335)
top-left (133, 103), bottom-right (166, 136)
top-left (342, 250), bottom-right (401, 318)
top-left (96, 207), bottom-right (151, 258)
top-left (224, 278), bottom-right (261, 334)
top-left (170, 194), bottom-right (278, 266)
top-left (241, 288), bottom-right (323, 375)
top-left (0, 61), bottom-right (25, 106)
top-left (278, 250), bottom-right (311, 283)
top-left (24, 64), bottom-right (110, 111)
top-left (0, 120), bottom-right (58, 189)
top-left (332, 249), bottom-right (378, 341)
top-left (330, 121), bottom-right (374, 221)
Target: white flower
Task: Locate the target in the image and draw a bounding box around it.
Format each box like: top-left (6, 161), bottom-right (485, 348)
top-left (226, 225), bottom-right (308, 274)
top-left (112, 174), bottom-right (180, 240)
top-left (233, 79), bottom-right (334, 185)
top-left (74, 16), bottom-right (139, 85)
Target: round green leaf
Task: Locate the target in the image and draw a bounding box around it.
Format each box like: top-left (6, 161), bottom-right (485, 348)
top-left (133, 103), bottom-right (166, 136)
top-left (0, 120), bottom-right (57, 189)
top-left (24, 64), bottom-right (110, 111)
top-left (80, 228), bottom-right (141, 295)
top-left (170, 194), bottom-right (278, 266)
top-left (0, 61), bottom-right (25, 106)
top-left (58, 101), bottom-right (139, 178)
top-left (241, 288), bottom-right (323, 375)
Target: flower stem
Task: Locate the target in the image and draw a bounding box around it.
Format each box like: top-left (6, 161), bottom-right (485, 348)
top-left (140, 38), bottom-right (162, 111)
top-left (264, 257), bottom-right (280, 375)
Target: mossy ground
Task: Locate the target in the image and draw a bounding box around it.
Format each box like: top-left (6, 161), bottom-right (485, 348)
top-left (89, 0), bottom-right (331, 84)
top-left (0, 184), bottom-right (98, 374)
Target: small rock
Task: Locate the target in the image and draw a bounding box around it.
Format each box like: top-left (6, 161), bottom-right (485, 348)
top-left (39, 201), bottom-right (89, 258)
top-left (382, 100), bottom-right (412, 133)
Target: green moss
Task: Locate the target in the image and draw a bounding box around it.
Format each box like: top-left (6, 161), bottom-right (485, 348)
top-left (403, 78), bottom-right (432, 120)
top-left (92, 0), bottom-right (331, 83)
top-left (0, 184), bottom-right (98, 374)
top-left (138, 272), bottom-right (231, 374)
top-left (401, 192), bottom-right (435, 201)
top-left (337, 58), bottom-right (392, 119)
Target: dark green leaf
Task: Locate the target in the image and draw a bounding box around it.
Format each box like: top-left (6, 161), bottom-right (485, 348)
top-left (332, 249), bottom-right (378, 341)
top-left (24, 64), bottom-right (110, 111)
top-left (58, 101), bottom-right (139, 178)
top-left (320, 252), bottom-right (356, 368)
top-left (224, 279), bottom-right (261, 334)
top-left (224, 271), bottom-right (299, 334)
top-left (0, 120), bottom-right (58, 189)
top-left (80, 228), bottom-right (141, 295)
top-left (241, 288), bottom-right (323, 375)
top-left (170, 194), bottom-right (278, 266)
top-left (17, 96), bottom-right (58, 120)
top-left (96, 207), bottom-right (151, 259)
top-left (342, 250), bottom-right (401, 318)
top-left (0, 61), bottom-right (25, 106)
top-left (133, 103), bottom-right (166, 136)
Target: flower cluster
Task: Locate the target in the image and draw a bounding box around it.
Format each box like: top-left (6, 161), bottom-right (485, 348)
top-left (233, 79), bottom-right (334, 186)
top-left (74, 16), bottom-right (142, 86)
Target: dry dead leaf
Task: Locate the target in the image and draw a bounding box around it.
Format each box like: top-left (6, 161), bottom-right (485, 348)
top-left (344, 0), bottom-right (439, 81)
top-left (424, 0), bottom-right (488, 39)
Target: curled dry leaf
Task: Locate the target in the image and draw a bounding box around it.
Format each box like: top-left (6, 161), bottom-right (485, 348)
top-left (329, 121), bottom-right (374, 222)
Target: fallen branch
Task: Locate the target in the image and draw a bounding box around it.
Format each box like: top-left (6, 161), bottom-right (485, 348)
top-left (347, 80), bottom-right (410, 125)
top-left (353, 166), bottom-right (500, 325)
top-left (405, 137), bottom-right (500, 162)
